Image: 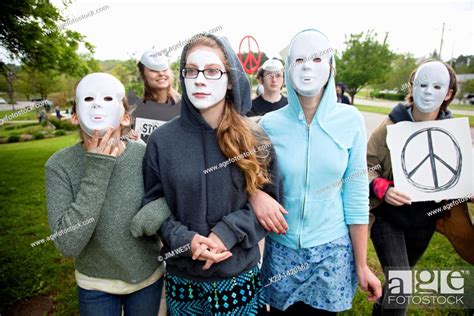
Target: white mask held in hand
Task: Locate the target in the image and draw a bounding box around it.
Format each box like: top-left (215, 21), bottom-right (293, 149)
top-left (289, 31), bottom-right (332, 97)
top-left (184, 50), bottom-right (228, 110)
top-left (413, 61), bottom-right (450, 113)
top-left (75, 73), bottom-right (125, 137)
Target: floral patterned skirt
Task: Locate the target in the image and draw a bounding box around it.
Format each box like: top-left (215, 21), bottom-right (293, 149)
top-left (261, 234), bottom-right (357, 312)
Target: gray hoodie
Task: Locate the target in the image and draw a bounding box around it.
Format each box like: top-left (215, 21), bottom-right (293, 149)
top-left (143, 33), bottom-right (282, 281)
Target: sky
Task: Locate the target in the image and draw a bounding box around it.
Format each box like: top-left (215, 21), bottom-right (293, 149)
top-left (26, 0), bottom-right (474, 64)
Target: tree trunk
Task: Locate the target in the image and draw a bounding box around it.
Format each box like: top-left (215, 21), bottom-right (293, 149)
top-left (349, 92), bottom-right (356, 105)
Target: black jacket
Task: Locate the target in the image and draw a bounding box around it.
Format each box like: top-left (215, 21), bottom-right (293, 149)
top-left (143, 33), bottom-right (281, 281)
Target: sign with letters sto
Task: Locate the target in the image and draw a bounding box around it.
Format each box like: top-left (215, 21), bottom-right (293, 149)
top-left (387, 117), bottom-right (472, 202)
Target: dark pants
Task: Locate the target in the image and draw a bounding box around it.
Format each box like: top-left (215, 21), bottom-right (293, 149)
top-left (78, 277), bottom-right (164, 316)
top-left (370, 216), bottom-right (436, 316)
top-left (269, 302), bottom-right (337, 315)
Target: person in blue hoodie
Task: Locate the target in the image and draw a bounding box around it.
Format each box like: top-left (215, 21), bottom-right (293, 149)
top-left (142, 33), bottom-right (281, 316)
top-left (254, 29), bottom-right (382, 315)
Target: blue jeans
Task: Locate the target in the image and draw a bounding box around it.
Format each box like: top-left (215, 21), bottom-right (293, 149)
top-left (78, 277), bottom-right (164, 316)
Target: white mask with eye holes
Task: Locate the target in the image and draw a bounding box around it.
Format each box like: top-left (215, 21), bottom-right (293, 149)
top-left (413, 61), bottom-right (450, 113)
top-left (184, 50), bottom-right (228, 110)
top-left (75, 73), bottom-right (125, 137)
top-left (289, 31), bottom-right (333, 97)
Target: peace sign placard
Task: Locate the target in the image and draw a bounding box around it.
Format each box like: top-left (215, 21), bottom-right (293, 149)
top-left (238, 35), bottom-right (261, 75)
top-left (387, 117), bottom-right (472, 202)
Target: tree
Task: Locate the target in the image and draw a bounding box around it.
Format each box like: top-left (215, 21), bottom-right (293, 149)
top-left (30, 70), bottom-right (60, 100)
top-left (379, 53), bottom-right (418, 94)
top-left (14, 70), bottom-right (35, 100)
top-left (449, 55), bottom-right (474, 74)
top-left (336, 30), bottom-right (394, 104)
top-left (0, 0), bottom-right (97, 103)
top-left (457, 79), bottom-right (474, 103)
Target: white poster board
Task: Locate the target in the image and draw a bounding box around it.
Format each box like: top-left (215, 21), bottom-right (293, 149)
top-left (387, 117), bottom-right (472, 202)
top-left (134, 117), bottom-right (166, 142)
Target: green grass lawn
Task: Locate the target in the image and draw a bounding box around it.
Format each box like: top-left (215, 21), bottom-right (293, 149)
top-left (0, 108), bottom-right (42, 121)
top-left (0, 134), bottom-right (472, 315)
top-left (449, 104), bottom-right (474, 111)
top-left (0, 134), bottom-right (80, 315)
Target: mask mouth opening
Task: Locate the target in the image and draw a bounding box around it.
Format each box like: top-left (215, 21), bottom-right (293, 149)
top-left (92, 115), bottom-right (105, 121)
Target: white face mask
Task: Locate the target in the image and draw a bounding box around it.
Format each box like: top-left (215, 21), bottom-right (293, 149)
top-left (413, 61), bottom-right (450, 113)
top-left (289, 31), bottom-right (332, 97)
top-left (184, 50), bottom-right (228, 110)
top-left (75, 73), bottom-right (125, 137)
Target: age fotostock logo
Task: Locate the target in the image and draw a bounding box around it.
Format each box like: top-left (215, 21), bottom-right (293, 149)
top-left (386, 269), bottom-right (473, 309)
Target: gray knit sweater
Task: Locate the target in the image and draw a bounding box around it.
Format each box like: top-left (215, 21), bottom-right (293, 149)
top-left (45, 141), bottom-right (171, 284)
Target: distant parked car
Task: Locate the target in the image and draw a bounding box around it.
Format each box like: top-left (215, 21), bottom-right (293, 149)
top-left (0, 98), bottom-right (6, 104)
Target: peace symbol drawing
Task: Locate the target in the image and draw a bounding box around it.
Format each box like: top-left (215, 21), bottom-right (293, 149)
top-left (387, 117), bottom-right (472, 202)
top-left (401, 127), bottom-right (462, 192)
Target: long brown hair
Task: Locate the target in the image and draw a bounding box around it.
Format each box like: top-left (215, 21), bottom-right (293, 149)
top-left (185, 36), bottom-right (272, 194)
top-left (405, 60), bottom-right (457, 112)
top-left (137, 62), bottom-right (180, 104)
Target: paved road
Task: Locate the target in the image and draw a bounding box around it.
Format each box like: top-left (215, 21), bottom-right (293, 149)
top-left (354, 98), bottom-right (474, 116)
top-left (0, 101), bottom-right (38, 111)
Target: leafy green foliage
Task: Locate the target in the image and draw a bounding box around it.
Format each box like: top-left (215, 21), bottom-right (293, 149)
top-left (336, 30), bottom-right (393, 104)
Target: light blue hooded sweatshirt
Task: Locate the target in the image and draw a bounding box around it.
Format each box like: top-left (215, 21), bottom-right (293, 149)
top-left (260, 29), bottom-right (369, 250)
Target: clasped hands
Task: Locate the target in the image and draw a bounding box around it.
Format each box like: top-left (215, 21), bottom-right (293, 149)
top-left (190, 232), bottom-right (232, 270)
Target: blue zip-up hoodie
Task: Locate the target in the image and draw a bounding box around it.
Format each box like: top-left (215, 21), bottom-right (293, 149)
top-left (260, 29), bottom-right (369, 249)
top-left (143, 33), bottom-right (281, 281)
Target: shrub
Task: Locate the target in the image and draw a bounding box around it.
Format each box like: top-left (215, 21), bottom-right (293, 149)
top-left (371, 91), bottom-right (405, 101)
top-left (8, 135), bottom-right (20, 143)
top-left (54, 130), bottom-right (66, 136)
top-left (32, 132), bottom-right (44, 140)
top-left (49, 118), bottom-right (77, 131)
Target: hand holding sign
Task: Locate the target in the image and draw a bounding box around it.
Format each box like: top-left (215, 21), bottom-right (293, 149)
top-left (387, 118), bottom-right (472, 202)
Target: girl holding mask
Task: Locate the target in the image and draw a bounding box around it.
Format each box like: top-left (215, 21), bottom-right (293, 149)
top-left (367, 61), bottom-right (461, 315)
top-left (142, 34), bottom-right (281, 315)
top-left (45, 73), bottom-right (171, 316)
top-left (253, 29), bottom-right (381, 315)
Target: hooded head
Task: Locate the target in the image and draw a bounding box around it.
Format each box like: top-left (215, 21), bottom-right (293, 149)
top-left (283, 29), bottom-right (359, 149)
top-left (285, 29), bottom-right (337, 120)
top-left (336, 82), bottom-right (346, 95)
top-left (179, 33), bottom-right (252, 128)
top-left (178, 33), bottom-right (270, 194)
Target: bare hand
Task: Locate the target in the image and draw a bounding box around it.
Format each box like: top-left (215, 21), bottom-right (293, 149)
top-left (356, 264), bottom-right (382, 302)
top-left (128, 129), bottom-right (140, 141)
top-left (384, 187), bottom-right (411, 206)
top-left (249, 189), bottom-right (288, 234)
top-left (200, 233), bottom-right (232, 270)
top-left (83, 128), bottom-right (120, 157)
top-left (191, 234), bottom-right (218, 259)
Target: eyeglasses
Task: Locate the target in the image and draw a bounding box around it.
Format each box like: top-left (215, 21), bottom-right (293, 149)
top-left (182, 68), bottom-right (227, 80)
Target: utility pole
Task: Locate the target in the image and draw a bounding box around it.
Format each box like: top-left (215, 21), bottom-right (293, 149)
top-left (439, 22), bottom-right (445, 60)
